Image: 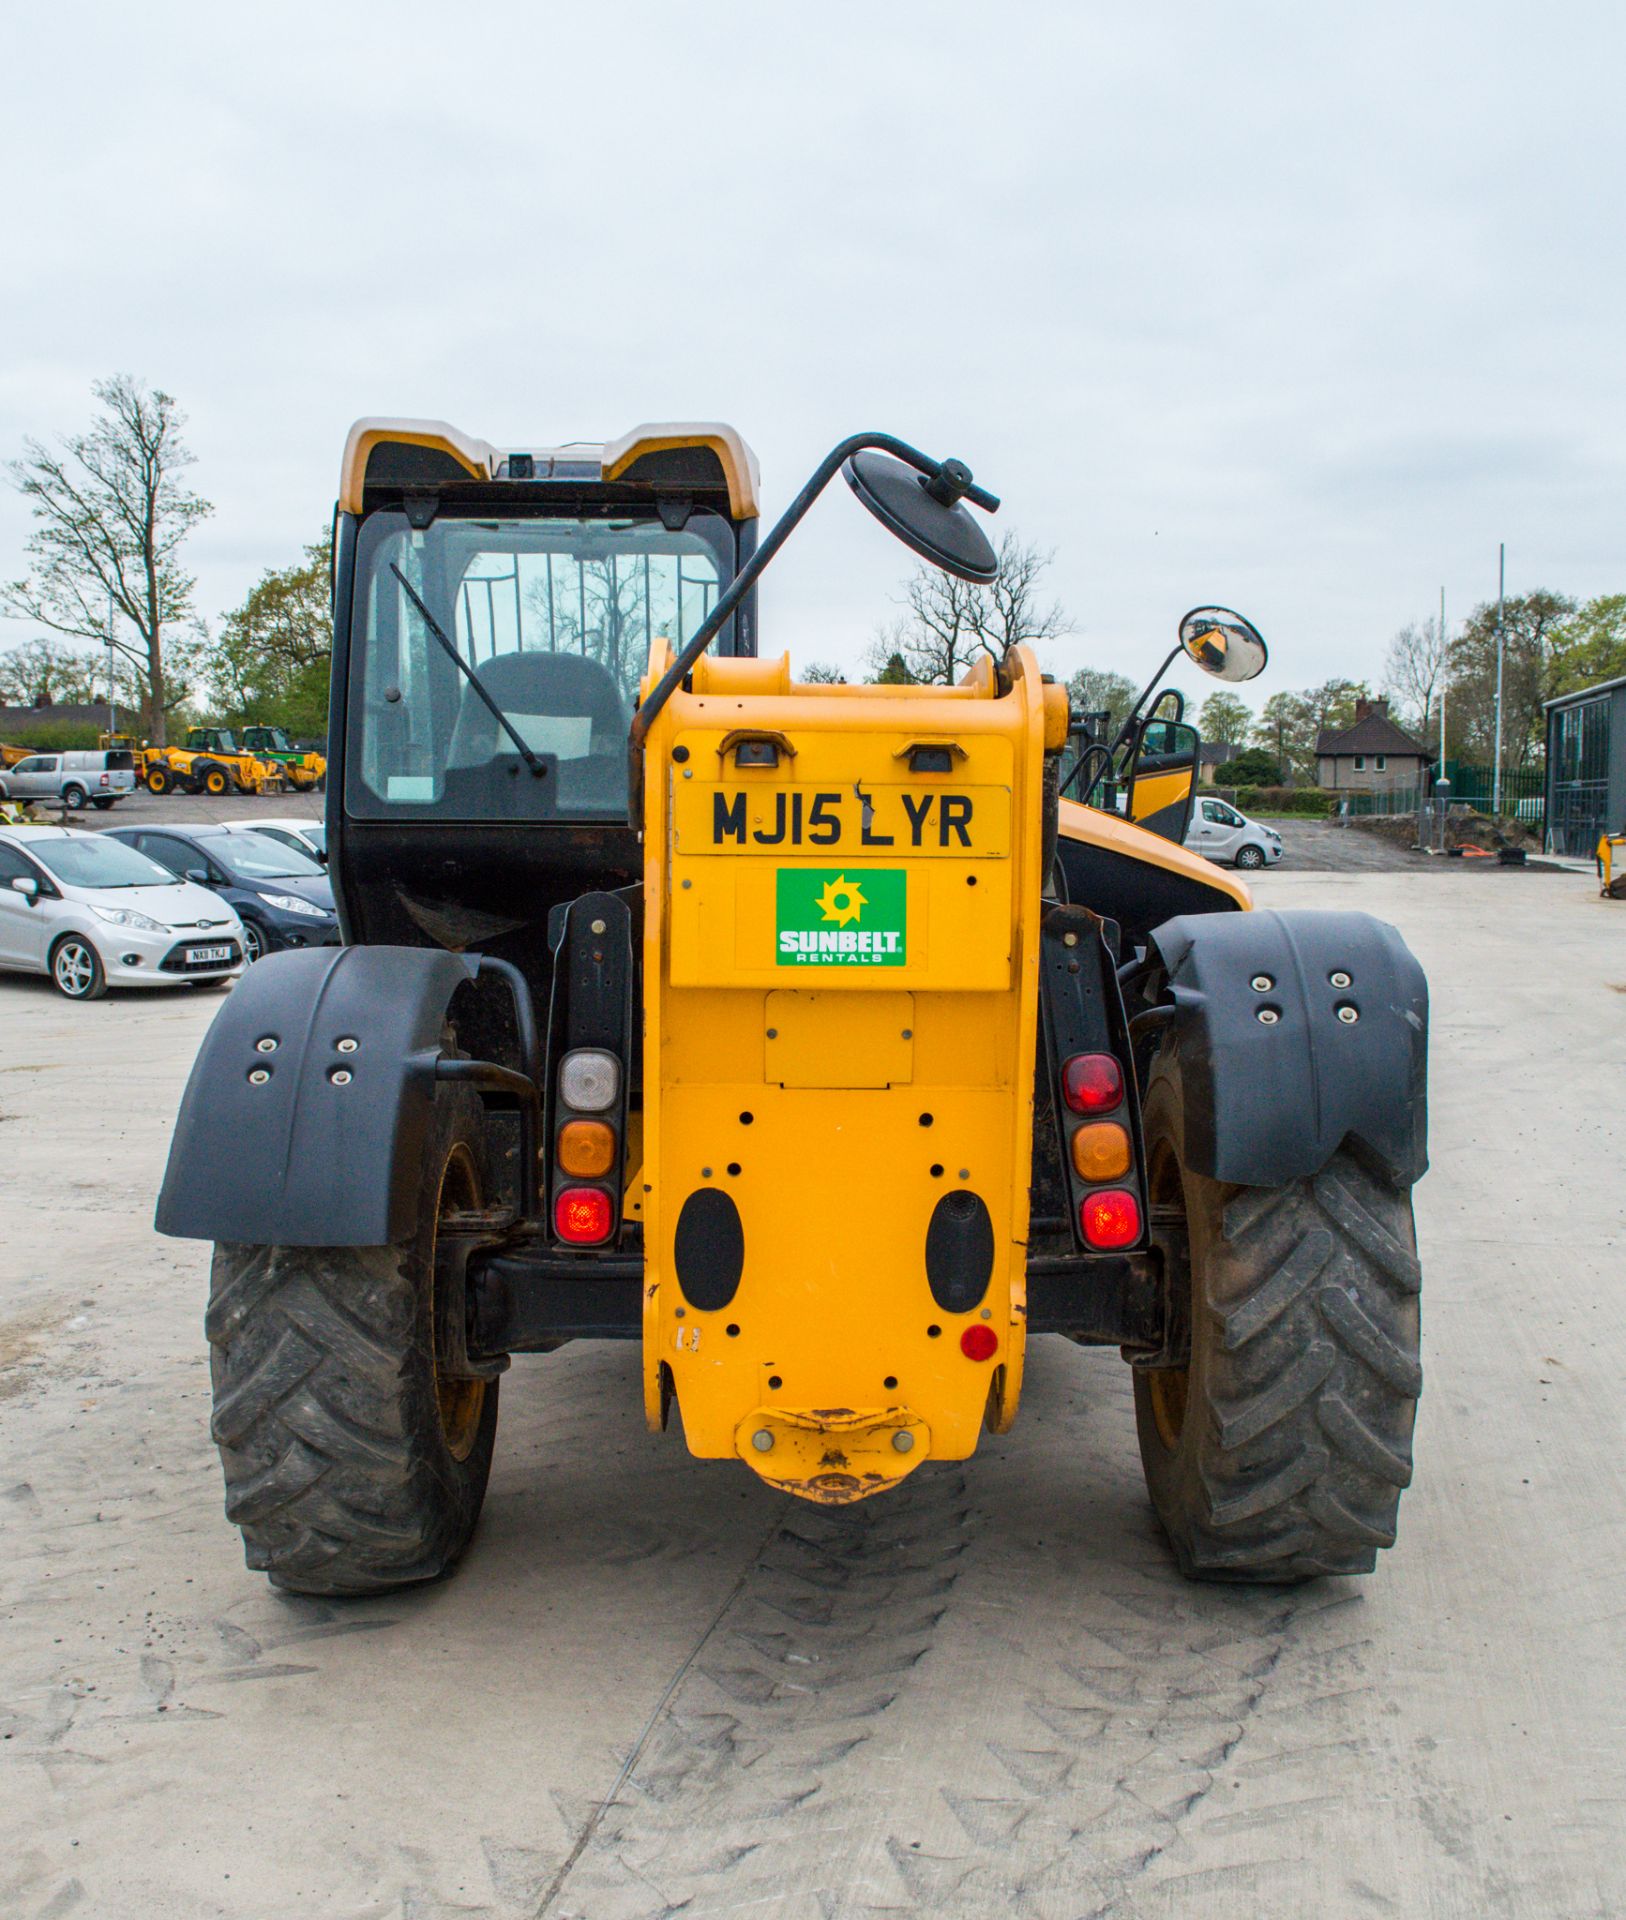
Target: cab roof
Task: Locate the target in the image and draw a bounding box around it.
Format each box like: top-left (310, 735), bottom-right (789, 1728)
top-left (339, 419), bottom-right (761, 521)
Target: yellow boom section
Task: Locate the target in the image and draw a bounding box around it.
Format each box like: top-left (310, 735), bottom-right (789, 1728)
top-left (640, 648), bottom-right (1050, 1503)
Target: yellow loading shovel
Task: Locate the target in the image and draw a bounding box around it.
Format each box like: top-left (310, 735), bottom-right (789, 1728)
top-left (639, 648), bottom-right (1056, 1502)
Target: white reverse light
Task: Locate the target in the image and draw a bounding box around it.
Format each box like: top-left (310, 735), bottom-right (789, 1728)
top-left (559, 1048), bottom-right (620, 1112)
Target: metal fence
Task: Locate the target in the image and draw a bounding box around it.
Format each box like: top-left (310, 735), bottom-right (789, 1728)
top-left (1437, 763), bottom-right (1546, 823)
top-left (1329, 765), bottom-right (1547, 825)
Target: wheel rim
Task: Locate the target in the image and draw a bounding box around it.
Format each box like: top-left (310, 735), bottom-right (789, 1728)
top-left (431, 1143), bottom-right (486, 1461)
top-left (54, 942), bottom-right (95, 996)
top-left (1144, 1138), bottom-right (1191, 1451)
top-left (207, 773), bottom-right (226, 794)
top-left (1238, 847), bottom-right (1264, 868)
top-left (241, 922), bottom-right (263, 962)
top-left (64, 789), bottom-right (84, 809)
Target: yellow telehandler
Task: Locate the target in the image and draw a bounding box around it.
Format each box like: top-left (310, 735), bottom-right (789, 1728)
top-left (158, 421), bottom-right (1428, 1595)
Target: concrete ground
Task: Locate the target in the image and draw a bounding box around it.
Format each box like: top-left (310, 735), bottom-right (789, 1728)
top-left (51, 787), bottom-right (326, 833)
top-left (1, 863), bottom-right (1622, 1919)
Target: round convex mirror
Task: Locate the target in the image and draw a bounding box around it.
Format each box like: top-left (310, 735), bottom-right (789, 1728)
top-left (843, 449), bottom-right (998, 584)
top-left (1178, 606), bottom-right (1268, 683)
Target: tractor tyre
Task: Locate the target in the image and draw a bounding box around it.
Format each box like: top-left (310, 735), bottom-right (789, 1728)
top-left (1132, 1057), bottom-right (1421, 1583)
top-left (205, 1090), bottom-right (499, 1596)
top-left (146, 766), bottom-right (173, 794)
top-left (199, 763), bottom-right (230, 796)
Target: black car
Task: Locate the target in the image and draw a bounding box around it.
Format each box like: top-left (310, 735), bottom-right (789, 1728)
top-left (105, 824), bottom-right (339, 963)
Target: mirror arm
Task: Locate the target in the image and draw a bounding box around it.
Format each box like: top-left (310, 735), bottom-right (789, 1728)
top-left (627, 431), bottom-right (1000, 825)
top-left (1080, 643), bottom-right (1182, 807)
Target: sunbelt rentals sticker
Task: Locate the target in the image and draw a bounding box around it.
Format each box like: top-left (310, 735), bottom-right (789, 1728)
top-left (776, 869), bottom-right (906, 967)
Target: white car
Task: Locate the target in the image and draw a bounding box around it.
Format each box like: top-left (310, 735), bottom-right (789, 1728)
top-left (222, 817), bottom-right (327, 864)
top-left (1186, 797), bottom-right (1283, 870)
top-left (0, 825), bottom-right (245, 1000)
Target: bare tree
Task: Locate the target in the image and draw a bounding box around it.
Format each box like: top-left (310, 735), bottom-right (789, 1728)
top-left (800, 661), bottom-right (846, 683)
top-left (0, 634), bottom-right (106, 707)
top-left (866, 533), bottom-right (1070, 685)
top-left (2, 377), bottom-right (211, 744)
top-left (1384, 617), bottom-right (1449, 748)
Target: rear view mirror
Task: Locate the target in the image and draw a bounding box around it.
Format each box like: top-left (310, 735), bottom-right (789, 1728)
top-left (843, 449), bottom-right (999, 584)
top-left (10, 875), bottom-right (39, 900)
top-left (1179, 607), bottom-right (1268, 683)
top-left (1127, 719), bottom-right (1200, 844)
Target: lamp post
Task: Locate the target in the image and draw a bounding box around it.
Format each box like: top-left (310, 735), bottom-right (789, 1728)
top-left (106, 588), bottom-right (117, 737)
top-left (1435, 583), bottom-right (1448, 795)
top-left (1491, 544), bottom-right (1506, 816)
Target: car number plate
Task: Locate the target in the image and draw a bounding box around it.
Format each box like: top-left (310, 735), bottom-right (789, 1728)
top-left (188, 944), bottom-right (233, 964)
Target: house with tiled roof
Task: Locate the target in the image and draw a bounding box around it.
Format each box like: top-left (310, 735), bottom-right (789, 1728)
top-left (0, 700), bottom-right (117, 734)
top-left (1315, 697), bottom-right (1430, 792)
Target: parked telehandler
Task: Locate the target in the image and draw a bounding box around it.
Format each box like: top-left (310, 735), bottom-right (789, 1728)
top-left (142, 728), bottom-right (284, 795)
top-left (240, 724), bottom-right (327, 791)
top-left (159, 420), bottom-right (1427, 1596)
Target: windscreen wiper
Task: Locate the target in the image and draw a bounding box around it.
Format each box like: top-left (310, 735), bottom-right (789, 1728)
top-left (388, 563), bottom-right (548, 779)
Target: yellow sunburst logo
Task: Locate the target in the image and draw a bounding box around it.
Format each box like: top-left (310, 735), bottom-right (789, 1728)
top-left (815, 874), bottom-right (867, 927)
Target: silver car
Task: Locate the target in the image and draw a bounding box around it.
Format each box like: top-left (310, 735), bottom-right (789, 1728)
top-left (0, 749), bottom-right (138, 811)
top-left (0, 825), bottom-right (245, 999)
top-left (224, 818), bottom-right (328, 864)
top-left (1186, 796), bottom-right (1283, 870)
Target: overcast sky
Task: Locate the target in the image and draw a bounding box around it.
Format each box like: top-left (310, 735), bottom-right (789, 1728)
top-left (2, 0), bottom-right (1621, 713)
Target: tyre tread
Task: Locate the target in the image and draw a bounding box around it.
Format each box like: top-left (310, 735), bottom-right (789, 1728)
top-left (206, 1100), bottom-right (496, 1596)
top-left (1136, 1072), bottom-right (1422, 1585)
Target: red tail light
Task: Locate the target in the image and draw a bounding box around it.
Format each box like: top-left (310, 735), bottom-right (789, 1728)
top-left (1062, 1052), bottom-right (1123, 1114)
top-left (555, 1185), bottom-right (613, 1245)
top-left (1080, 1188), bottom-right (1142, 1249)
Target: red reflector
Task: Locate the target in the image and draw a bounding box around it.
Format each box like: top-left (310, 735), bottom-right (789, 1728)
top-left (960, 1323), bottom-right (999, 1362)
top-left (1062, 1052), bottom-right (1123, 1114)
top-left (554, 1185), bottom-right (613, 1244)
top-left (1080, 1188), bottom-right (1142, 1249)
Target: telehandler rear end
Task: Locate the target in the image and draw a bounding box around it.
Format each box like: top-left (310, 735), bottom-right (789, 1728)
top-left (159, 421), bottom-right (1427, 1594)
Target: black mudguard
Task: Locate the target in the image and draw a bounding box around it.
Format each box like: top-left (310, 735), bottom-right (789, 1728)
top-left (156, 946), bottom-right (478, 1246)
top-left (1148, 909), bottom-right (1428, 1188)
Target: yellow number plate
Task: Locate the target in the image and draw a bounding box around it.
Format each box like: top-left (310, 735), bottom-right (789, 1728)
top-left (674, 781), bottom-right (1011, 858)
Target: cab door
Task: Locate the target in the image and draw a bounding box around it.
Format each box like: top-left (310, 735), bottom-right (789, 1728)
top-left (9, 755), bottom-right (57, 799)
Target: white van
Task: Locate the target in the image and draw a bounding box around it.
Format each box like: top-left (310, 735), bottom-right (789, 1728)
top-left (0, 749), bottom-right (138, 810)
top-left (1186, 796), bottom-right (1283, 869)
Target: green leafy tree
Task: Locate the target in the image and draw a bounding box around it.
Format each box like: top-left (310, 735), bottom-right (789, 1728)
top-left (211, 531), bottom-right (334, 737)
top-left (1216, 747), bottom-right (1282, 786)
top-left (869, 651), bottom-right (917, 685)
top-left (1249, 680), bottom-right (1366, 783)
top-left (1, 376), bottom-right (211, 744)
top-left (1447, 591), bottom-right (1574, 771)
top-left (1548, 594), bottom-right (1626, 698)
top-left (1196, 690), bottom-right (1253, 751)
top-left (1253, 691), bottom-right (1308, 779)
top-left (1066, 666), bottom-right (1138, 727)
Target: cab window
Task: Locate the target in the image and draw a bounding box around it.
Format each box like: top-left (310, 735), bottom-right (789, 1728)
top-left (348, 508), bottom-right (731, 822)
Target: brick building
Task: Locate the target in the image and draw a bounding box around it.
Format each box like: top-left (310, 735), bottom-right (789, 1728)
top-left (1315, 698), bottom-right (1430, 792)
